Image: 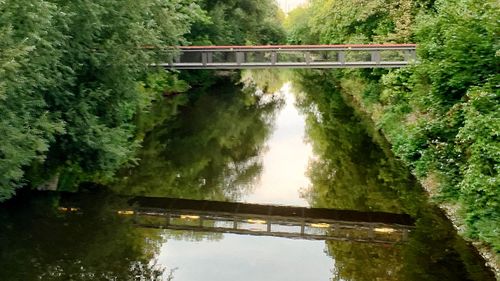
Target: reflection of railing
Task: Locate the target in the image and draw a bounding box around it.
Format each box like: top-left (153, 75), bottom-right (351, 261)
top-left (133, 211), bottom-right (412, 244)
top-left (125, 197), bottom-right (415, 244)
top-left (153, 44), bottom-right (417, 69)
top-left (58, 195), bottom-right (415, 244)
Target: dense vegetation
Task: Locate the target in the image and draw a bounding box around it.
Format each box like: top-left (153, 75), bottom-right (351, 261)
top-left (285, 0), bottom-right (499, 253)
top-left (0, 0), bottom-right (284, 201)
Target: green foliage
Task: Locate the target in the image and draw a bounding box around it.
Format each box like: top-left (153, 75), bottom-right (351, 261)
top-left (0, 0), bottom-right (67, 200)
top-left (414, 0), bottom-right (499, 104)
top-left (0, 0), bottom-right (201, 198)
top-left (284, 6), bottom-right (318, 44)
top-left (285, 0), bottom-right (416, 44)
top-left (189, 0), bottom-right (286, 45)
top-left (456, 86), bottom-right (499, 250)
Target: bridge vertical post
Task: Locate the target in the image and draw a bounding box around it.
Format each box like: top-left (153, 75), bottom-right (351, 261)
top-left (267, 220), bottom-right (272, 232)
top-left (338, 51), bottom-right (346, 65)
top-left (202, 52), bottom-right (208, 66)
top-left (305, 52), bottom-right (311, 65)
top-left (271, 51), bottom-right (277, 65)
top-left (371, 51), bottom-right (381, 65)
top-left (236, 52), bottom-right (245, 65)
top-left (207, 52), bottom-right (213, 64)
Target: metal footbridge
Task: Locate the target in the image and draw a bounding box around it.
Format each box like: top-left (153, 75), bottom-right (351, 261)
top-left (59, 195), bottom-right (415, 244)
top-left (155, 44), bottom-right (417, 69)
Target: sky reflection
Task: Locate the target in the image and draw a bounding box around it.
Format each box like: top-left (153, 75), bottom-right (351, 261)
top-left (156, 82), bottom-right (334, 280)
top-left (242, 83), bottom-right (312, 207)
top-left (158, 233), bottom-right (333, 281)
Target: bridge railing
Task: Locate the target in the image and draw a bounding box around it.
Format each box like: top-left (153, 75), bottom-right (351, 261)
top-left (131, 207), bottom-right (412, 244)
top-left (155, 44), bottom-right (417, 69)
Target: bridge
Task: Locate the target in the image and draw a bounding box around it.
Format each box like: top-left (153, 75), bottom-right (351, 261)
top-left (155, 44), bottom-right (417, 69)
top-left (59, 194), bottom-right (415, 244)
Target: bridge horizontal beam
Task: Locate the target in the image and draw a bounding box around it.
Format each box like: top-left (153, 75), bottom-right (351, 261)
top-left (176, 44), bottom-right (417, 51)
top-left (156, 44), bottom-right (417, 69)
top-left (153, 61), bottom-right (410, 69)
top-left (126, 196), bottom-right (415, 226)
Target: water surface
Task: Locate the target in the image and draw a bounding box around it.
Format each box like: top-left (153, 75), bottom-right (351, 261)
top-left (0, 73), bottom-right (494, 281)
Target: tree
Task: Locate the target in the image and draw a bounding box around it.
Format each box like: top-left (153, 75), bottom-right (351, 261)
top-left (0, 0), bottom-right (202, 200)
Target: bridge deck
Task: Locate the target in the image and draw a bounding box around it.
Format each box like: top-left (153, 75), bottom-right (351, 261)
top-left (156, 44), bottom-right (417, 69)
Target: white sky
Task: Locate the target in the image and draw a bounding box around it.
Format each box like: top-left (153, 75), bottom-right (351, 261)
top-left (276, 0), bottom-right (308, 13)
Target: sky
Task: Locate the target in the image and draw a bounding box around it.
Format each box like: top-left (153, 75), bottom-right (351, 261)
top-left (276, 0), bottom-right (308, 13)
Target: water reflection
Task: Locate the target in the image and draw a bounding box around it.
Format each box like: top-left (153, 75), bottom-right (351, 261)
top-left (292, 70), bottom-right (494, 281)
top-left (0, 191), bottom-right (167, 281)
top-left (0, 73), bottom-right (494, 281)
top-left (158, 234), bottom-right (333, 281)
top-left (242, 83), bottom-right (312, 206)
top-left (114, 80), bottom-right (283, 201)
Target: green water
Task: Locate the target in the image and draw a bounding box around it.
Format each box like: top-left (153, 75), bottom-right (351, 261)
top-left (0, 72), bottom-right (494, 280)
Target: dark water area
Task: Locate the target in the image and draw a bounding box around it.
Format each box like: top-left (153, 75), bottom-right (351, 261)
top-left (0, 72), bottom-right (495, 280)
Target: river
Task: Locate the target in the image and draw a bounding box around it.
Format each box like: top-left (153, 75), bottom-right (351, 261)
top-left (0, 70), bottom-right (494, 280)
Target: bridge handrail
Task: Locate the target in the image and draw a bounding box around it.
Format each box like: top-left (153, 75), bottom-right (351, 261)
top-left (176, 44), bottom-right (417, 52)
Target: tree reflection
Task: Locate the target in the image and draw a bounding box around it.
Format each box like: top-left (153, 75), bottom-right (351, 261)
top-left (0, 191), bottom-right (168, 281)
top-left (292, 70), bottom-right (494, 281)
top-left (293, 70), bottom-right (409, 214)
top-left (113, 80), bottom-right (283, 201)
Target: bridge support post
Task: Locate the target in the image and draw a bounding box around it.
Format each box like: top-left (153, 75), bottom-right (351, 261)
top-left (202, 52), bottom-right (208, 66)
top-left (338, 51), bottom-right (346, 65)
top-left (236, 52), bottom-right (245, 65)
top-left (371, 51), bottom-right (381, 64)
top-left (271, 51), bottom-right (277, 65)
top-left (305, 52), bottom-right (311, 65)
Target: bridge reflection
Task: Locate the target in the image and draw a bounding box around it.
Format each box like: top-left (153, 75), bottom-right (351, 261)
top-left (60, 196), bottom-right (415, 244)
